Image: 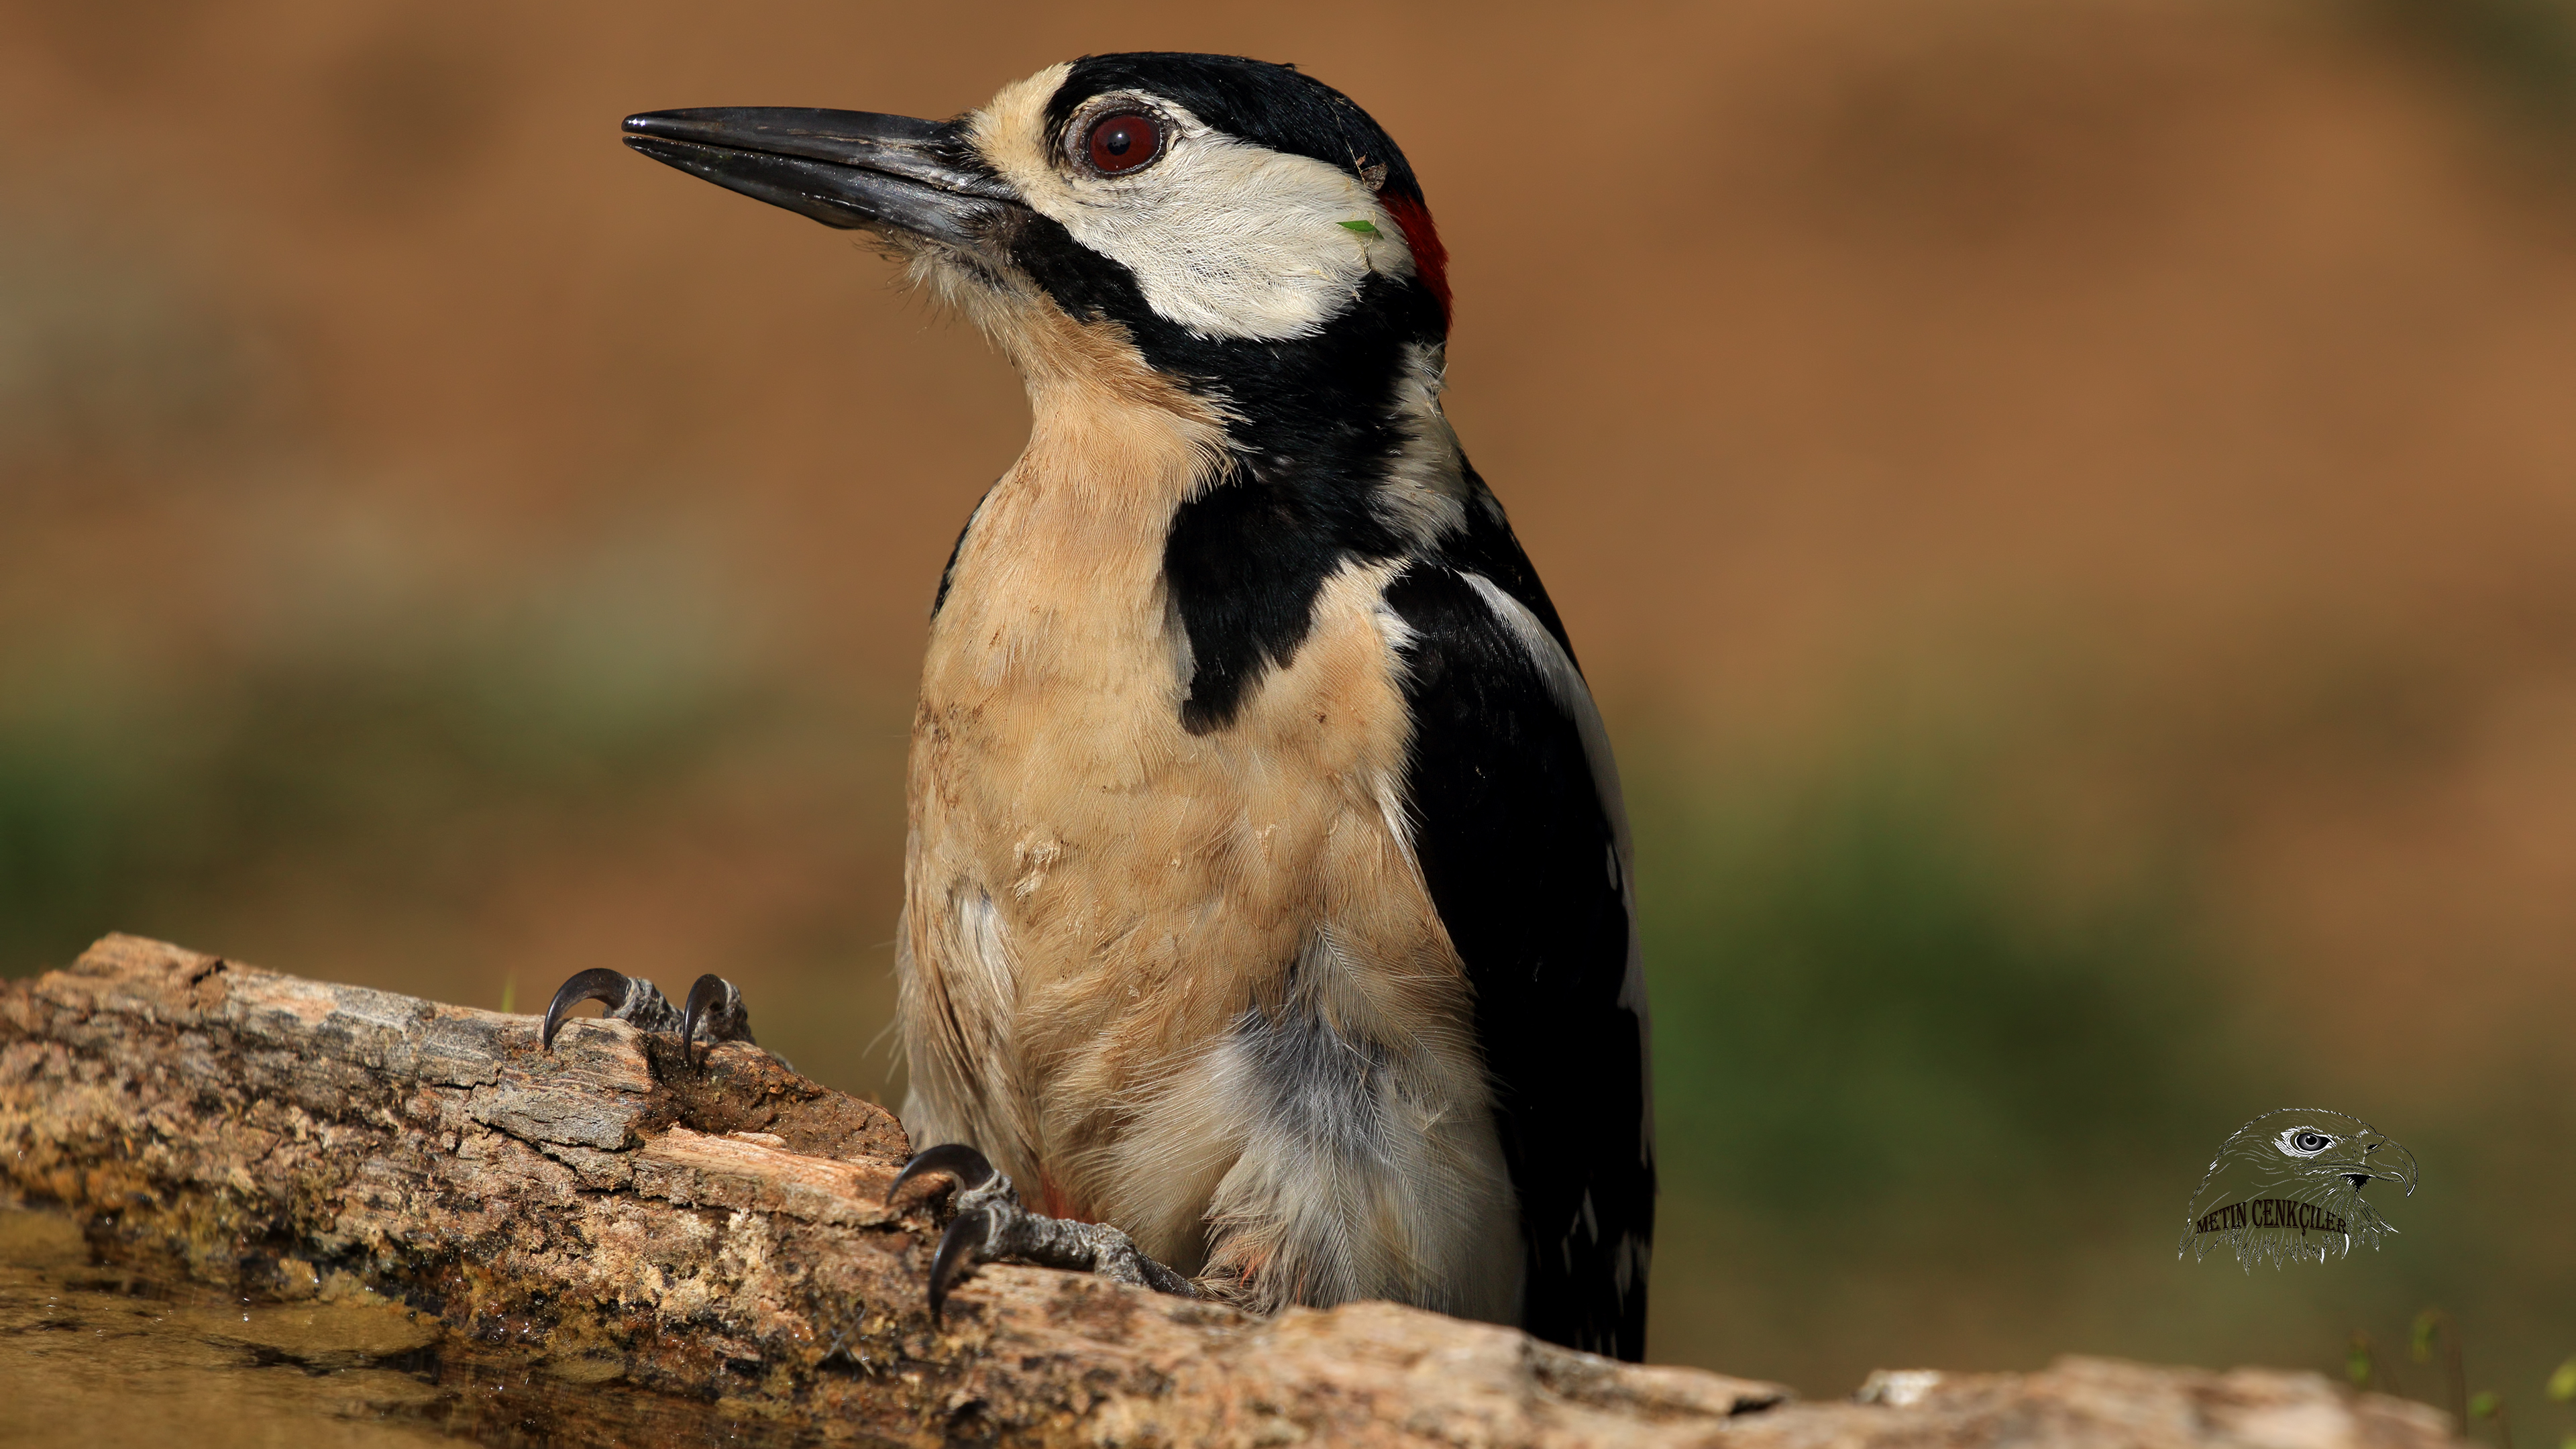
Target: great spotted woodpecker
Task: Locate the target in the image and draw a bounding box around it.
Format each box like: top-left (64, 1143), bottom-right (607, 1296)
top-left (543, 52), bottom-right (1656, 1360)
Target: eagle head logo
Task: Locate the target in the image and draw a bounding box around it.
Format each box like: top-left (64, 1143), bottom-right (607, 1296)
top-left (2179, 1108), bottom-right (2417, 1269)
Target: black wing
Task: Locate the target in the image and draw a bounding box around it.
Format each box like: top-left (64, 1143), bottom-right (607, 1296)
top-left (1383, 482), bottom-right (1656, 1360)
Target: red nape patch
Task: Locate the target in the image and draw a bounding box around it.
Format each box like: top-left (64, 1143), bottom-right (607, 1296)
top-left (1383, 193), bottom-right (1452, 328)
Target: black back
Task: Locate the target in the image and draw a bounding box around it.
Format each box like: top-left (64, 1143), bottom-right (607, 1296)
top-left (1384, 486), bottom-right (1655, 1360)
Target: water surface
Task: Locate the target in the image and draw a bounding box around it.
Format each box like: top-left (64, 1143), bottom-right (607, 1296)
top-left (0, 1202), bottom-right (804, 1447)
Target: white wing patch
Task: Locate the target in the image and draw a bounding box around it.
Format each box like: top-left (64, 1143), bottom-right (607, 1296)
top-left (1457, 574), bottom-right (1633, 899)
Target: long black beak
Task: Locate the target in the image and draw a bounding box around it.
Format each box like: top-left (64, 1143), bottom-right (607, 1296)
top-left (622, 108), bottom-right (1022, 250)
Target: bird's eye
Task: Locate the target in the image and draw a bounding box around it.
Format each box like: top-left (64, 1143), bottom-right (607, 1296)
top-left (2291, 1131), bottom-right (2331, 1153)
top-left (1085, 112), bottom-right (1162, 174)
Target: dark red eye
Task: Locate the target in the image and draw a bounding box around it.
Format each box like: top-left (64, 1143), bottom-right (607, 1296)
top-left (1085, 112), bottom-right (1161, 174)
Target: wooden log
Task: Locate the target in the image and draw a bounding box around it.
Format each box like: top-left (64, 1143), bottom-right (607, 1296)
top-left (0, 934), bottom-right (2459, 1449)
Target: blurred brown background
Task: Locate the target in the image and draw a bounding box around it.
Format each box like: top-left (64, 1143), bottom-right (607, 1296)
top-left (3, 0), bottom-right (2571, 1419)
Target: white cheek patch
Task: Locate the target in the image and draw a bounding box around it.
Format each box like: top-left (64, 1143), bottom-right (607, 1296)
top-left (971, 71), bottom-right (1416, 341)
top-left (1054, 135), bottom-right (1410, 340)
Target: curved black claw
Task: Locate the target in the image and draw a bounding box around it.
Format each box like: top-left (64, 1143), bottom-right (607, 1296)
top-left (542, 968), bottom-right (637, 1051)
top-left (886, 1142), bottom-right (998, 1207)
top-left (885, 1144), bottom-right (1195, 1320)
top-left (678, 973), bottom-right (756, 1065)
top-left (928, 1207), bottom-right (993, 1322)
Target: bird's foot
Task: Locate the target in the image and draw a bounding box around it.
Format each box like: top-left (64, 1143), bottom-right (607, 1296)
top-left (538, 967), bottom-right (774, 1067)
top-left (885, 1143), bottom-right (1196, 1320)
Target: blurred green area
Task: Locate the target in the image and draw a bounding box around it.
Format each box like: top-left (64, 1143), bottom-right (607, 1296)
top-left (2, 555), bottom-right (756, 974)
top-left (1632, 734), bottom-right (2576, 1409)
top-left (0, 572), bottom-right (914, 1098)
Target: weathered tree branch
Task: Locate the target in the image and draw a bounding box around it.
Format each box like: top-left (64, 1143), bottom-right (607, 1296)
top-left (1, 935), bottom-right (2459, 1448)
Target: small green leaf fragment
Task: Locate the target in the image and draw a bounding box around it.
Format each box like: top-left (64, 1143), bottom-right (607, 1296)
top-left (1339, 219), bottom-right (1380, 235)
top-left (2546, 1358), bottom-right (2576, 1403)
top-left (2469, 1391), bottom-right (2499, 1419)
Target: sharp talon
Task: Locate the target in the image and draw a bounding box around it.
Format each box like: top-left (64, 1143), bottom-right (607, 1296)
top-left (541, 968), bottom-right (634, 1051)
top-left (885, 1144), bottom-right (1192, 1311)
top-left (928, 1206), bottom-right (991, 1322)
top-left (680, 973), bottom-right (731, 1067)
top-left (887, 1142), bottom-right (997, 1207)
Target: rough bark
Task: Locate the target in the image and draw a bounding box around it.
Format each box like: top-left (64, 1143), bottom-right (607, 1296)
top-left (0, 934), bottom-right (2459, 1449)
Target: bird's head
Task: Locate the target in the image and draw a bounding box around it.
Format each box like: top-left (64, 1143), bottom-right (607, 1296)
top-left (2301, 1116), bottom-right (2412, 1190)
top-left (623, 54), bottom-right (1451, 415)
top-left (2224, 1109), bottom-right (2418, 1201)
